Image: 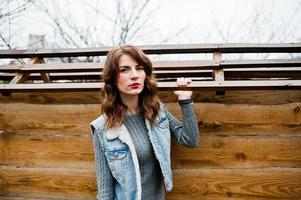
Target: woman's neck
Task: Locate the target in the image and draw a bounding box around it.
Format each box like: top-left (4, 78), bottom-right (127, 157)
top-left (120, 93), bottom-right (140, 115)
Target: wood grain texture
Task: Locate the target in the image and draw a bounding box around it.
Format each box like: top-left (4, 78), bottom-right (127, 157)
top-left (0, 132), bottom-right (300, 169)
top-left (1, 93), bottom-right (301, 199)
top-left (167, 102), bottom-right (301, 128)
top-left (1, 90), bottom-right (301, 104)
top-left (1, 166), bottom-right (300, 200)
top-left (0, 166), bottom-right (96, 200)
top-left (2, 80), bottom-right (301, 92)
top-left (0, 133), bottom-right (94, 168)
top-left (1, 197), bottom-right (48, 200)
top-left (1, 102), bottom-right (301, 129)
top-left (0, 103), bottom-right (99, 133)
top-left (168, 168), bottom-right (301, 200)
top-left (171, 135), bottom-right (301, 169)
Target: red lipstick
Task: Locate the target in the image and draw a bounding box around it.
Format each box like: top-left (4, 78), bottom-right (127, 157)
top-left (129, 83), bottom-right (140, 89)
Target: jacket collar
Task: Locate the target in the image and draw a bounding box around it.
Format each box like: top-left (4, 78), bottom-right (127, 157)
top-left (106, 124), bottom-right (127, 140)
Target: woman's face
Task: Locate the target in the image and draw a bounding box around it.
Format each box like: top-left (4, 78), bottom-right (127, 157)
top-left (116, 54), bottom-right (146, 97)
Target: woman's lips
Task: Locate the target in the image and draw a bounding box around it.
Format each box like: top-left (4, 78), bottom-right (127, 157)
top-left (129, 83), bottom-right (140, 88)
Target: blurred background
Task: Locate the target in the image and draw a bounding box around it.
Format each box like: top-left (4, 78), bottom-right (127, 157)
top-left (1, 0), bottom-right (300, 49)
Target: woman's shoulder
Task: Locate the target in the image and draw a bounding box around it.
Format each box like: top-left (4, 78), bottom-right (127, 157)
top-left (90, 114), bottom-right (106, 132)
top-left (158, 100), bottom-right (168, 112)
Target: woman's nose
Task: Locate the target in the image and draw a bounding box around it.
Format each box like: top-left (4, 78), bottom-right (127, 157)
top-left (130, 69), bottom-right (139, 78)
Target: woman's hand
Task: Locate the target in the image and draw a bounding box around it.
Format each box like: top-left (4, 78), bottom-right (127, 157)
top-left (174, 77), bottom-right (193, 100)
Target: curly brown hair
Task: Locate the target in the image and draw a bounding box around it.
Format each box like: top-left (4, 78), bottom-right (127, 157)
top-left (101, 44), bottom-right (160, 129)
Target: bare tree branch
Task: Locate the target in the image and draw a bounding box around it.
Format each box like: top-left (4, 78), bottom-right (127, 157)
top-left (33, 2), bottom-right (80, 48)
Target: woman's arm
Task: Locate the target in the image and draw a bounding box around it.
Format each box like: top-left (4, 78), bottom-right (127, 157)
top-left (165, 99), bottom-right (200, 147)
top-left (167, 77), bottom-right (200, 147)
top-left (91, 128), bottom-right (114, 200)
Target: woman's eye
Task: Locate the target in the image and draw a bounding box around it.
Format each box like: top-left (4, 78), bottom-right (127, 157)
top-left (120, 68), bottom-right (128, 73)
top-left (137, 66), bottom-right (144, 70)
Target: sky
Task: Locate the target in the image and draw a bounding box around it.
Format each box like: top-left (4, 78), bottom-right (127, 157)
top-left (1, 0), bottom-right (301, 49)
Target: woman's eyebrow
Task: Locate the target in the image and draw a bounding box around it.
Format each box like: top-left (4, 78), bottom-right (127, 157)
top-left (119, 64), bottom-right (141, 68)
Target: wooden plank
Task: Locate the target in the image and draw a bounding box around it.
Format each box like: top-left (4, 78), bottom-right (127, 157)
top-left (17, 60), bottom-right (216, 72)
top-left (167, 196), bottom-right (283, 200)
top-left (166, 102), bottom-right (301, 126)
top-left (0, 166), bottom-right (96, 200)
top-left (168, 102), bottom-right (301, 134)
top-left (1, 102), bottom-right (301, 133)
top-left (0, 102), bottom-right (300, 128)
top-left (1, 197), bottom-right (50, 200)
top-left (0, 92), bottom-right (105, 104)
top-left (21, 63), bottom-right (103, 72)
top-left (0, 90), bottom-right (300, 105)
top-left (1, 80), bottom-right (301, 92)
top-left (3, 68), bottom-right (301, 82)
top-left (2, 71), bottom-right (301, 82)
top-left (153, 60), bottom-right (216, 70)
top-left (8, 73), bottom-right (30, 84)
top-left (224, 67), bottom-right (301, 79)
top-left (0, 43), bottom-right (300, 58)
top-left (0, 82), bottom-right (103, 92)
top-left (1, 166), bottom-right (300, 200)
top-left (218, 43), bottom-right (301, 53)
top-left (213, 52), bottom-right (224, 82)
top-left (162, 90), bottom-right (301, 104)
top-left (37, 59), bottom-right (52, 83)
top-left (9, 57), bottom-right (41, 84)
top-left (225, 67), bottom-right (301, 72)
top-left (0, 68), bottom-right (301, 82)
top-left (0, 103), bottom-right (99, 133)
top-left (40, 72), bottom-right (51, 83)
top-left (0, 87), bottom-right (300, 104)
top-left (168, 167), bottom-right (301, 200)
top-left (171, 135), bottom-right (301, 169)
top-left (221, 59), bottom-right (301, 68)
top-left (1, 132), bottom-right (300, 169)
top-left (0, 64), bottom-right (22, 72)
top-left (1, 72), bottom-right (105, 82)
top-left (225, 71), bottom-right (301, 80)
top-left (160, 80), bottom-right (301, 90)
top-left (2, 59), bottom-right (300, 74)
top-left (0, 133), bottom-right (94, 168)
top-left (1, 197), bottom-right (52, 200)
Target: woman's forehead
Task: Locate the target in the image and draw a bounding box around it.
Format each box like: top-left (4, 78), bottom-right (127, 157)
top-left (118, 54), bottom-right (139, 66)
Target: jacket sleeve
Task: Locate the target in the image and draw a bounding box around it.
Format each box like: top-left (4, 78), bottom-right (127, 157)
top-left (164, 99), bottom-right (200, 148)
top-left (91, 125), bottom-right (114, 200)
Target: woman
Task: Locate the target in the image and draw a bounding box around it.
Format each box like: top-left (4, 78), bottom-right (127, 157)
top-left (90, 44), bottom-right (199, 200)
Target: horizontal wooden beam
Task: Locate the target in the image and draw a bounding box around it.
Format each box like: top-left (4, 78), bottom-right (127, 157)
top-left (2, 71), bottom-right (301, 82)
top-left (0, 43), bottom-right (300, 58)
top-left (0, 60), bottom-right (217, 72)
top-left (2, 68), bottom-right (301, 82)
top-left (221, 59), bottom-right (301, 68)
top-left (0, 64), bottom-right (22, 72)
top-left (1, 59), bottom-right (300, 74)
top-left (1, 80), bottom-right (301, 92)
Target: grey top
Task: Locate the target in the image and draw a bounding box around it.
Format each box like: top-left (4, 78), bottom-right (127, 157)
top-left (92, 100), bottom-right (199, 199)
top-left (124, 113), bottom-right (165, 200)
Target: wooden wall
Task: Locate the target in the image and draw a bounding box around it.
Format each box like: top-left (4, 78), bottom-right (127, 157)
top-left (1, 90), bottom-right (301, 199)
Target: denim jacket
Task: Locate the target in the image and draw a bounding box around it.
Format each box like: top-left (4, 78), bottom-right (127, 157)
top-left (90, 102), bottom-right (199, 200)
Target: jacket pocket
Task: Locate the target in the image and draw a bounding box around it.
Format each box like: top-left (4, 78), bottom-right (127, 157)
top-left (156, 116), bottom-right (169, 129)
top-left (105, 147), bottom-right (129, 178)
top-left (106, 148), bottom-right (128, 160)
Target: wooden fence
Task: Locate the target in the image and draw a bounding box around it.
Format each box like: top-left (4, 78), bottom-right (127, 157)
top-left (0, 43), bottom-right (301, 199)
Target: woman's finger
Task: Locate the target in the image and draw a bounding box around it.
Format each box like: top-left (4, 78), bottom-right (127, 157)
top-left (177, 77), bottom-right (192, 87)
top-left (186, 78), bottom-right (192, 84)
